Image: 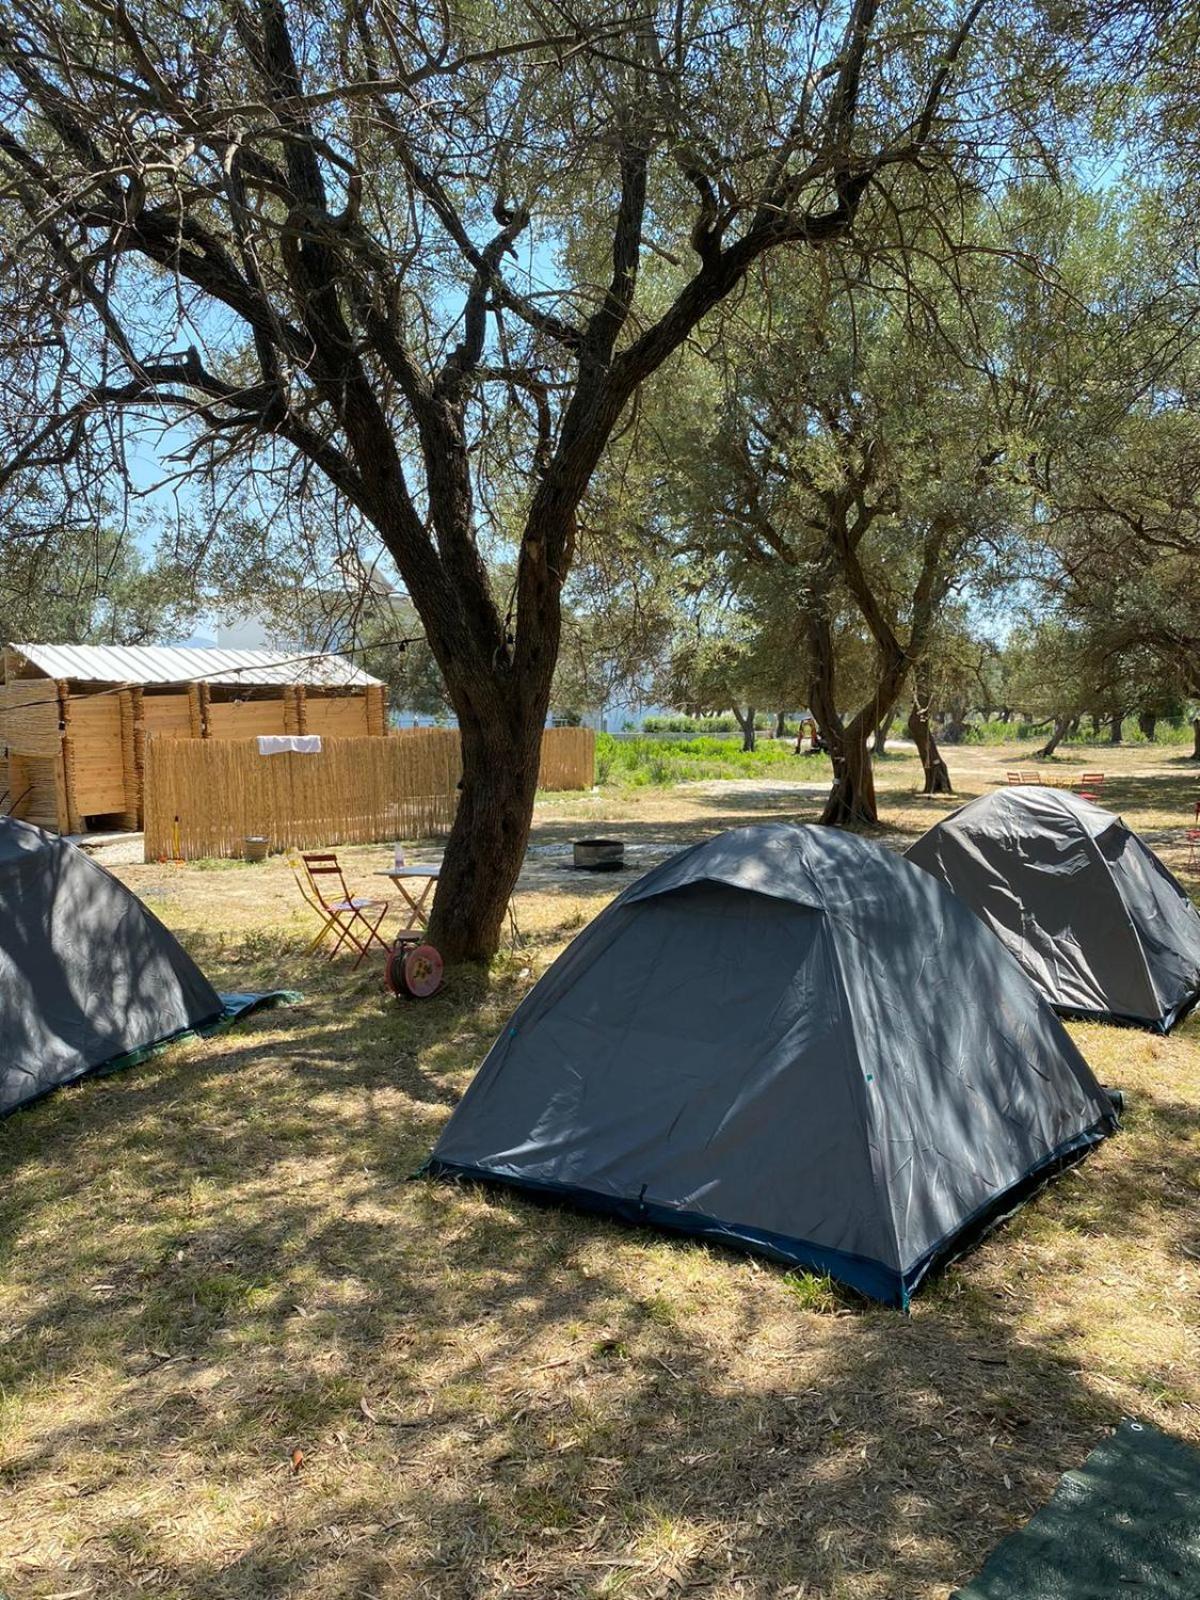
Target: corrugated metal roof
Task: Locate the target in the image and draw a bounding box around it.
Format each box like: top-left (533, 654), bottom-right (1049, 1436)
top-left (9, 641), bottom-right (382, 689)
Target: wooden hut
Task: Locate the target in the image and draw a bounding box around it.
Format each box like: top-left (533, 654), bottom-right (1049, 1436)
top-left (0, 642), bottom-right (387, 834)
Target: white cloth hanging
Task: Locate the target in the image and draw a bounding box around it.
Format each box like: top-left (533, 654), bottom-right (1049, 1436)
top-left (257, 734), bottom-right (323, 755)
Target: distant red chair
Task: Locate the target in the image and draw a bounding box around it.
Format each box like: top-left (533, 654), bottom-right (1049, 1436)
top-left (292, 851), bottom-right (391, 969)
top-left (1076, 772), bottom-right (1105, 803)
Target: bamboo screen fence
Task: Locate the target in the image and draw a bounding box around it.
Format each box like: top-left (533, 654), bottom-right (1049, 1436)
top-left (143, 725), bottom-right (595, 860)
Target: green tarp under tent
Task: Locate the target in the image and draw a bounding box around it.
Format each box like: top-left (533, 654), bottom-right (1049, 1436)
top-left (0, 815), bottom-right (286, 1116)
top-left (955, 1418), bottom-right (1200, 1598)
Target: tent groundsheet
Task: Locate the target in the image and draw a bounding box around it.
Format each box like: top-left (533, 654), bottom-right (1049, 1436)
top-left (954, 1419), bottom-right (1200, 1598)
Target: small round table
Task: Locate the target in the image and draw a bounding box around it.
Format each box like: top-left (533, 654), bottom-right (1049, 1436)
top-left (376, 864), bottom-right (441, 929)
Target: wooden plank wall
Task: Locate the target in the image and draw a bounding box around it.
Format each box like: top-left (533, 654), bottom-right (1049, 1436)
top-left (205, 699), bottom-right (289, 739)
top-left (0, 679), bottom-right (61, 757)
top-left (141, 692), bottom-right (193, 738)
top-left (67, 695), bottom-right (127, 815)
top-left (304, 694), bottom-right (371, 739)
top-left (8, 754), bottom-right (61, 828)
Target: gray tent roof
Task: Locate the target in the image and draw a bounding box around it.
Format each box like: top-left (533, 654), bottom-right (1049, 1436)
top-left (0, 817), bottom-right (222, 1115)
top-left (906, 787), bottom-right (1200, 1032)
top-left (427, 824), bottom-right (1116, 1306)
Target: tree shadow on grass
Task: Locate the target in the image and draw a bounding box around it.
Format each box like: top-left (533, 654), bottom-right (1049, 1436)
top-left (3, 971), bottom-right (1193, 1595)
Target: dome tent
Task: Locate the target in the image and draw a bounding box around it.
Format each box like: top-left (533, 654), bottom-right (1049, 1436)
top-left (906, 787), bottom-right (1200, 1033)
top-left (425, 825), bottom-right (1117, 1307)
top-left (1, 815), bottom-right (226, 1116)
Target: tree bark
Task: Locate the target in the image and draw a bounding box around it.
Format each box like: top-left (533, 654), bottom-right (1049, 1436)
top-left (732, 706), bottom-right (756, 752)
top-left (1109, 712), bottom-right (1123, 745)
top-left (1035, 716), bottom-right (1070, 759)
top-left (428, 695), bottom-right (546, 961)
top-left (774, 709), bottom-right (787, 739)
top-left (1138, 711), bottom-right (1157, 740)
top-left (873, 710), bottom-right (891, 757)
top-left (1193, 717), bottom-right (1200, 760)
top-left (803, 592), bottom-right (881, 825)
top-left (820, 708), bottom-right (879, 825)
top-left (908, 668), bottom-right (953, 794)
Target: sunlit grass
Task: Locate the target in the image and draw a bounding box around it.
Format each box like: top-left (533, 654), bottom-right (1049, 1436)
top-left (0, 740), bottom-right (1197, 1598)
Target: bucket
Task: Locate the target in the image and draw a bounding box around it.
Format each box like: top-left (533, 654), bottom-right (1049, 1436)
top-left (243, 835), bottom-right (270, 863)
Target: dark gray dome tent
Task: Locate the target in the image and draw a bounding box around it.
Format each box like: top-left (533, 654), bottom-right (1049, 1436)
top-left (426, 825), bottom-right (1117, 1307)
top-left (0, 816), bottom-right (224, 1115)
top-left (907, 787), bottom-right (1200, 1033)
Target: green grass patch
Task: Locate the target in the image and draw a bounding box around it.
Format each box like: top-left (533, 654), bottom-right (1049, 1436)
top-left (596, 732), bottom-right (827, 787)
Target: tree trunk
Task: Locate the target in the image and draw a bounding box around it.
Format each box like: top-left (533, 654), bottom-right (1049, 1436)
top-left (732, 706), bottom-right (756, 752)
top-left (1067, 714), bottom-right (1081, 737)
top-left (774, 709), bottom-right (787, 739)
top-left (427, 694), bottom-right (546, 962)
top-left (819, 711), bottom-right (878, 825)
top-left (1193, 717), bottom-right (1200, 760)
top-left (873, 710), bottom-right (891, 757)
top-left (1035, 716), bottom-right (1070, 760)
top-left (1109, 712), bottom-right (1123, 745)
top-left (1138, 711), bottom-right (1157, 741)
top-left (908, 692), bottom-right (953, 795)
top-left (804, 603), bottom-right (880, 826)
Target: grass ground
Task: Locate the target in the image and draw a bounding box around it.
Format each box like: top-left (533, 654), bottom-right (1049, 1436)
top-left (1, 738), bottom-right (1198, 1599)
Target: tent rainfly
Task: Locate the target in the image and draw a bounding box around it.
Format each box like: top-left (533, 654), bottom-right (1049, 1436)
top-left (0, 815), bottom-right (225, 1116)
top-left (907, 787), bottom-right (1200, 1033)
top-left (425, 824), bottom-right (1119, 1306)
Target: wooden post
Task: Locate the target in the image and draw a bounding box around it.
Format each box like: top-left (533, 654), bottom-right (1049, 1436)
top-left (284, 684), bottom-right (308, 734)
top-left (118, 687), bottom-right (143, 829)
top-left (187, 682), bottom-right (203, 737)
top-left (56, 680), bottom-right (83, 833)
top-left (366, 683), bottom-right (386, 737)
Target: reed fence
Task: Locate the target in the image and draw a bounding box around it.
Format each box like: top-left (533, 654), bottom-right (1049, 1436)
top-left (143, 725), bottom-right (594, 860)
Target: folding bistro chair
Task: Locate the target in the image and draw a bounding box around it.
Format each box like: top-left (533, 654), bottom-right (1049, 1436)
top-left (292, 851), bottom-right (391, 969)
top-left (1076, 771), bottom-right (1105, 803)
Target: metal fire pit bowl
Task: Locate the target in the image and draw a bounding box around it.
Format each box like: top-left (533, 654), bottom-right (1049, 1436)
top-left (573, 838), bottom-right (625, 871)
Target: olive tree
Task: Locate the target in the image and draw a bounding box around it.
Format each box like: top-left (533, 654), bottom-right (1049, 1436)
top-left (0, 0), bottom-right (1026, 953)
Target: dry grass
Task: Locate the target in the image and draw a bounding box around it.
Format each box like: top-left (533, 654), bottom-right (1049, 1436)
top-left (1, 739), bottom-right (1198, 1598)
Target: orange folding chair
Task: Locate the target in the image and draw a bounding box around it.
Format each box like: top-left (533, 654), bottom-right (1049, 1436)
top-left (1076, 772), bottom-right (1105, 802)
top-left (292, 851), bottom-right (391, 969)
